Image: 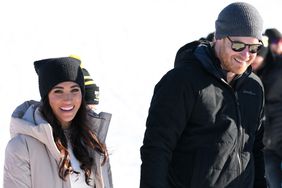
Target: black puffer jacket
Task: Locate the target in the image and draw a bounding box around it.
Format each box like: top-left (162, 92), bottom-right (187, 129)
top-left (140, 41), bottom-right (266, 188)
top-left (260, 55), bottom-right (282, 157)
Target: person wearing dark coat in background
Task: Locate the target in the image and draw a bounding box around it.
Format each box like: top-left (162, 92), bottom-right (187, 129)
top-left (259, 28), bottom-right (282, 188)
top-left (140, 2), bottom-right (266, 188)
top-left (251, 35), bottom-right (269, 76)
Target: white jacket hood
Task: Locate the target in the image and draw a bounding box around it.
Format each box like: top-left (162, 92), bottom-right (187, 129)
top-left (10, 100), bottom-right (61, 161)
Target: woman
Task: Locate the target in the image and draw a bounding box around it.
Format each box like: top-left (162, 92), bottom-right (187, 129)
top-left (3, 57), bottom-right (113, 188)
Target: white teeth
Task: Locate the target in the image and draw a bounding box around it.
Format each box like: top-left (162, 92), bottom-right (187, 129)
top-left (60, 106), bottom-right (74, 111)
top-left (235, 58), bottom-right (245, 63)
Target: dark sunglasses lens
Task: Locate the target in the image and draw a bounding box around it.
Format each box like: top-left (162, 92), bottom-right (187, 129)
top-left (249, 45), bottom-right (262, 53)
top-left (231, 42), bottom-right (246, 52)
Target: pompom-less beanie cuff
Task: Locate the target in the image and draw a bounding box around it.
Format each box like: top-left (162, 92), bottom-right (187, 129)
top-left (34, 57), bottom-right (85, 99)
top-left (215, 2), bottom-right (263, 40)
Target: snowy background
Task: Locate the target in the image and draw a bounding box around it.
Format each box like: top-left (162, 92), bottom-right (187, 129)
top-left (0, 0), bottom-right (282, 187)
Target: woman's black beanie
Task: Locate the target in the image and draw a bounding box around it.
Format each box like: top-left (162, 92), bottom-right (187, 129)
top-left (34, 57), bottom-right (85, 99)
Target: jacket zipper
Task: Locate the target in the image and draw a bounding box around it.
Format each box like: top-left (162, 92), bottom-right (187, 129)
top-left (220, 78), bottom-right (244, 175)
top-left (234, 92), bottom-right (244, 175)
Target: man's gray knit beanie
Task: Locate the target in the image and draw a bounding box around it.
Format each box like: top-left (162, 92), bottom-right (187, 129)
top-left (215, 2), bottom-right (263, 40)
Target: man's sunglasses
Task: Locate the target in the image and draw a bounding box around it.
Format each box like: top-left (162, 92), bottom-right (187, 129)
top-left (226, 36), bottom-right (262, 54)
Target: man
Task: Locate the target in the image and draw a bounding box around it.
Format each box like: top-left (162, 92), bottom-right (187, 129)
top-left (260, 28), bottom-right (282, 188)
top-left (140, 2), bottom-right (266, 188)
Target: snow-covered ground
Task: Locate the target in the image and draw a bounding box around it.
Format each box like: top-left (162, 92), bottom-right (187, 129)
top-left (0, 1), bottom-right (281, 187)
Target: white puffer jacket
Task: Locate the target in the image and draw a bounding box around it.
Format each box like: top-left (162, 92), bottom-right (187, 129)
top-left (3, 100), bottom-right (113, 188)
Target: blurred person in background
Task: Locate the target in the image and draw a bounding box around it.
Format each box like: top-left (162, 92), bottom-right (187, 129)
top-left (81, 67), bottom-right (100, 112)
top-left (69, 55), bottom-right (100, 112)
top-left (251, 35), bottom-right (269, 75)
top-left (259, 28), bottom-right (282, 188)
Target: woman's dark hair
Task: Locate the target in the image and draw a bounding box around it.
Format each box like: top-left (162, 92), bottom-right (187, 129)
top-left (40, 96), bottom-right (108, 185)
